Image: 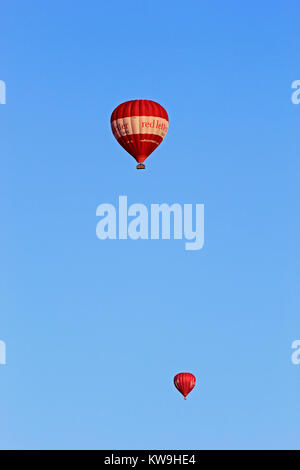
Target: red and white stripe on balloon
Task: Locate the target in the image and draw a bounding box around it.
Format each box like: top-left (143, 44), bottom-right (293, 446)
top-left (111, 100), bottom-right (169, 164)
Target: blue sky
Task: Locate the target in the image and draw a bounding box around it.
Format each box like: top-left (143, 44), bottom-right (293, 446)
top-left (0, 0), bottom-right (299, 449)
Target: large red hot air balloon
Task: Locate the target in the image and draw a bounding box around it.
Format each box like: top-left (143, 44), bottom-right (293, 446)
top-left (111, 100), bottom-right (169, 169)
top-left (174, 373), bottom-right (196, 400)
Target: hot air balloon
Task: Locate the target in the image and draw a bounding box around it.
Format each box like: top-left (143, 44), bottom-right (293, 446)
top-left (110, 100), bottom-right (169, 169)
top-left (174, 373), bottom-right (196, 400)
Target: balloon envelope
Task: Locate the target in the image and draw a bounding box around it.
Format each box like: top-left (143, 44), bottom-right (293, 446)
top-left (174, 373), bottom-right (196, 399)
top-left (111, 100), bottom-right (169, 168)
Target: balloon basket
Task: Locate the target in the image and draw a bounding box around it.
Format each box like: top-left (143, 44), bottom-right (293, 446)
top-left (136, 164), bottom-right (145, 170)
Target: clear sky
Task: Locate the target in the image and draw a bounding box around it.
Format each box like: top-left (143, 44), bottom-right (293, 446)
top-left (0, 0), bottom-right (299, 450)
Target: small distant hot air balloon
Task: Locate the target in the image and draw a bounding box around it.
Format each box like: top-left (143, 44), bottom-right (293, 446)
top-left (174, 373), bottom-right (196, 400)
top-left (110, 100), bottom-right (169, 169)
